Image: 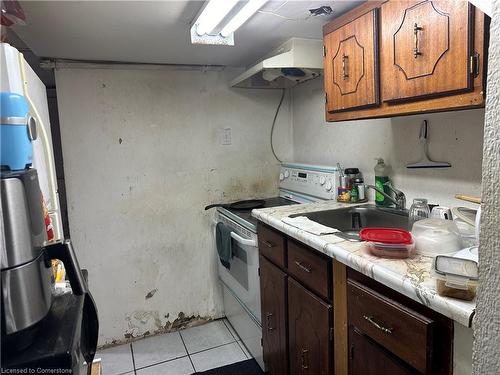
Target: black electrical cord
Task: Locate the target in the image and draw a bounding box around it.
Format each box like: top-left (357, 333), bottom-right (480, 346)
top-left (270, 89), bottom-right (285, 163)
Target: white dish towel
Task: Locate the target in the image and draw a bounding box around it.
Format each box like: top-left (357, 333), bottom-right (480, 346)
top-left (282, 216), bottom-right (340, 236)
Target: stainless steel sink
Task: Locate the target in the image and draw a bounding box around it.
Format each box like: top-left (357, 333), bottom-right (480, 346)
top-left (289, 204), bottom-right (409, 241)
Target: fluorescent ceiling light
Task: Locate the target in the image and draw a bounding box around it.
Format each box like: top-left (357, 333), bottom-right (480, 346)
top-left (220, 0), bottom-right (268, 37)
top-left (196, 0), bottom-right (239, 36)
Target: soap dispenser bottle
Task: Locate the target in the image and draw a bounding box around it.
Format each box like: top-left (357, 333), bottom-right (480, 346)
top-left (374, 158), bottom-right (390, 207)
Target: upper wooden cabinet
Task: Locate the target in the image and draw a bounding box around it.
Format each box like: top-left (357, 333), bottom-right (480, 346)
top-left (380, 1), bottom-right (473, 102)
top-left (324, 9), bottom-right (379, 112)
top-left (322, 0), bottom-right (490, 122)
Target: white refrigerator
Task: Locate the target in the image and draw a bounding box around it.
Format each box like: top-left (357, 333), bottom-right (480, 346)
top-left (1, 42), bottom-right (64, 242)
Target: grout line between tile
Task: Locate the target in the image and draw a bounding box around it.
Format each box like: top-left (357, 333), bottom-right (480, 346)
top-left (222, 319), bottom-right (238, 341)
top-left (129, 343), bottom-right (137, 375)
top-left (179, 331), bottom-right (196, 373)
top-left (133, 354), bottom-right (189, 372)
top-left (188, 340), bottom-right (240, 357)
top-left (235, 341), bottom-right (249, 359)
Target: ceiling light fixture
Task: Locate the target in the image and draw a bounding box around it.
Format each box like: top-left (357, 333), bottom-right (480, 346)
top-left (195, 0), bottom-right (239, 36)
top-left (220, 0), bottom-right (268, 37)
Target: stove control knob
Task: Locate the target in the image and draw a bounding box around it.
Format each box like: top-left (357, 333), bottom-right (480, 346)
top-left (325, 180), bottom-right (333, 191)
top-left (319, 176), bottom-right (326, 185)
top-left (284, 170), bottom-right (290, 178)
top-left (280, 173), bottom-right (285, 181)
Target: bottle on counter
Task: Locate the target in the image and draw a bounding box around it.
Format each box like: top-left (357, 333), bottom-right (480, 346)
top-left (350, 184), bottom-right (359, 203)
top-left (354, 177), bottom-right (365, 201)
top-left (344, 168), bottom-right (360, 188)
top-left (374, 158), bottom-right (390, 207)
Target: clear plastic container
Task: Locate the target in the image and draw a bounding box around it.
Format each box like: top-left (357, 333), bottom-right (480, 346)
top-left (367, 241), bottom-right (415, 259)
top-left (452, 207), bottom-right (478, 247)
top-left (432, 254), bottom-right (478, 301)
top-left (411, 218), bottom-right (463, 256)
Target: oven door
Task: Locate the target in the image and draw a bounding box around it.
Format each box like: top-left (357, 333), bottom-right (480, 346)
top-left (215, 217), bottom-right (261, 324)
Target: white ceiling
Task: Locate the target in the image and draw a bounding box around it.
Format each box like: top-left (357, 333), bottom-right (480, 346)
top-left (13, 1), bottom-right (362, 67)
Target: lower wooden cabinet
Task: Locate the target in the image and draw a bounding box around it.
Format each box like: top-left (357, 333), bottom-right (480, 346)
top-left (349, 327), bottom-right (415, 375)
top-left (288, 278), bottom-right (332, 375)
top-left (257, 223), bottom-right (452, 375)
top-left (260, 255), bottom-right (288, 375)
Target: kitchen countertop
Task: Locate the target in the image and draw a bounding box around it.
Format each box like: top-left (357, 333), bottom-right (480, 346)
top-left (252, 200), bottom-right (476, 327)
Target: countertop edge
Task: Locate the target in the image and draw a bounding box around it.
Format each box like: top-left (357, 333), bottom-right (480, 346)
top-left (252, 206), bottom-right (475, 328)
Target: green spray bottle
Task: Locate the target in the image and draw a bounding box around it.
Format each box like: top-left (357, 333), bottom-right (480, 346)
top-left (374, 158), bottom-right (390, 207)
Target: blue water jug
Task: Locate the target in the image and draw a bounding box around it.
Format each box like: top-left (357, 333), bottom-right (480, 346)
top-left (0, 92), bottom-right (37, 171)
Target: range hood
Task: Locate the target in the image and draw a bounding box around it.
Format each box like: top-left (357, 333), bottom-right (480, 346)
top-left (230, 38), bottom-right (323, 89)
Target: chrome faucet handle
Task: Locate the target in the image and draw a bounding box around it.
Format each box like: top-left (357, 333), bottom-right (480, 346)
top-left (365, 184), bottom-right (399, 208)
top-left (383, 182), bottom-right (406, 209)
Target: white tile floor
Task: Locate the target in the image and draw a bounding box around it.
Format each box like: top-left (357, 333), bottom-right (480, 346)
top-left (96, 319), bottom-right (251, 374)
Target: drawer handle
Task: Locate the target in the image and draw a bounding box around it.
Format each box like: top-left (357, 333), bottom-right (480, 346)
top-left (413, 23), bottom-right (423, 58)
top-left (300, 348), bottom-right (309, 369)
top-left (294, 260), bottom-right (312, 273)
top-left (266, 312), bottom-right (274, 331)
top-left (363, 315), bottom-right (393, 334)
top-left (263, 240), bottom-right (275, 248)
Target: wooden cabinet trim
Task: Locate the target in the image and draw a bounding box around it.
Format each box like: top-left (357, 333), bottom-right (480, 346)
top-left (332, 35), bottom-right (366, 95)
top-left (323, 1), bottom-right (387, 36)
top-left (333, 260), bottom-right (348, 375)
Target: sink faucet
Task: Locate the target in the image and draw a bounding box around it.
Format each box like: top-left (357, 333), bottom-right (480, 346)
top-left (366, 182), bottom-right (406, 210)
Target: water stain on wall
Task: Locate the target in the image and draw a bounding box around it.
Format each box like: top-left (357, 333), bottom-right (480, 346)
top-left (100, 311), bottom-right (211, 349)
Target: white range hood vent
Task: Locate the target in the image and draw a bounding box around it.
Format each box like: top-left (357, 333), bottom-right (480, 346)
top-left (230, 38), bottom-right (323, 89)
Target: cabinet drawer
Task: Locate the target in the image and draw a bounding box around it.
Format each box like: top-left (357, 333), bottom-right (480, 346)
top-left (258, 224), bottom-right (286, 268)
top-left (288, 240), bottom-right (331, 300)
top-left (347, 279), bottom-right (434, 373)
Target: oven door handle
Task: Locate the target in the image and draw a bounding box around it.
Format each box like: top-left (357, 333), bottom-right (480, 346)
top-left (230, 232), bottom-right (258, 247)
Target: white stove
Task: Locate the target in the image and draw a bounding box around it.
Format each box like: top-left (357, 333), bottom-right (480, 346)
top-left (213, 163), bottom-right (339, 371)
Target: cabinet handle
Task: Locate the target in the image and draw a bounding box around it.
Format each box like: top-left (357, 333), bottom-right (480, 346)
top-left (294, 260), bottom-right (312, 273)
top-left (263, 240), bottom-right (275, 248)
top-left (266, 313), bottom-right (274, 331)
top-left (300, 348), bottom-right (309, 369)
top-left (363, 315), bottom-right (393, 334)
top-left (342, 53), bottom-right (349, 80)
top-left (413, 23), bottom-right (423, 58)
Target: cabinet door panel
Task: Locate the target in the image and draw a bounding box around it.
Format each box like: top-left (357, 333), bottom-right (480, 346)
top-left (288, 278), bottom-right (332, 375)
top-left (381, 0), bottom-right (473, 102)
top-left (349, 327), bottom-right (416, 375)
top-left (324, 9), bottom-right (379, 112)
top-left (260, 256), bottom-right (288, 375)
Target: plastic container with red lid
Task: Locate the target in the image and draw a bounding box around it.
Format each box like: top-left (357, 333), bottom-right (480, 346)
top-left (360, 228), bottom-right (413, 244)
top-left (360, 228), bottom-right (415, 259)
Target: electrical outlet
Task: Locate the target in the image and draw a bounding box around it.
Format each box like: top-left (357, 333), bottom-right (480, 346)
top-left (221, 127), bottom-right (232, 145)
